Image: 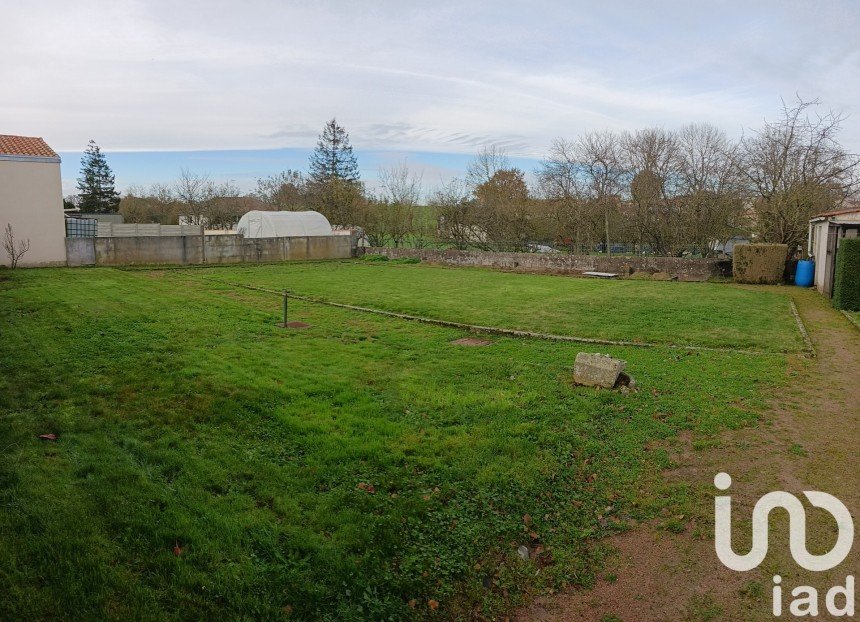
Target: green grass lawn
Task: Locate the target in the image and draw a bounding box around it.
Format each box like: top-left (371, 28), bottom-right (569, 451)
top-left (172, 260), bottom-right (802, 352)
top-left (0, 266), bottom-right (787, 621)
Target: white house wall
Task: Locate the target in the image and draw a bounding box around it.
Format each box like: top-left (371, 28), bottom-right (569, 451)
top-left (0, 159), bottom-right (66, 266)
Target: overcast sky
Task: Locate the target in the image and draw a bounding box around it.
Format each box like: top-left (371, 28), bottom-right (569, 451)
top-left (3, 1), bottom-right (860, 193)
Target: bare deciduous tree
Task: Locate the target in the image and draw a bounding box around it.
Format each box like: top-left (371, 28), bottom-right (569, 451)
top-left (364, 162), bottom-right (424, 247)
top-left (434, 179), bottom-right (477, 250)
top-left (173, 169), bottom-right (215, 225)
top-left (3, 223), bottom-right (30, 268)
top-left (254, 170), bottom-right (307, 209)
top-left (171, 170), bottom-right (245, 229)
top-left (538, 138), bottom-right (587, 251)
top-left (466, 145), bottom-right (510, 189)
top-left (379, 162), bottom-right (423, 207)
top-left (121, 183), bottom-right (178, 224)
top-left (739, 97), bottom-right (860, 254)
top-left (675, 123), bottom-right (746, 255)
top-left (623, 127), bottom-right (682, 255)
top-left (204, 181), bottom-right (246, 230)
top-left (575, 131), bottom-right (625, 255)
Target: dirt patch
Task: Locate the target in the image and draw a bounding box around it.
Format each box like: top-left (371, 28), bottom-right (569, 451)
top-left (514, 288), bottom-right (860, 622)
top-left (450, 337), bottom-right (493, 346)
top-left (278, 321), bottom-right (311, 329)
top-left (521, 525), bottom-right (750, 621)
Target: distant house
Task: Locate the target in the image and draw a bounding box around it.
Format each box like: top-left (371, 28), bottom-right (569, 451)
top-left (74, 212), bottom-right (125, 224)
top-left (712, 236), bottom-right (750, 256)
top-left (808, 206), bottom-right (860, 296)
top-left (0, 135), bottom-right (66, 266)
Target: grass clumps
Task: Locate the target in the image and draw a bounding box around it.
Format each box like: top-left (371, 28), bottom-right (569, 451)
top-left (360, 253), bottom-right (420, 265)
top-left (0, 266), bottom-right (787, 620)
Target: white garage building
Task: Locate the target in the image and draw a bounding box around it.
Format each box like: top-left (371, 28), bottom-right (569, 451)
top-left (808, 207), bottom-right (860, 297)
top-left (0, 135), bottom-right (66, 266)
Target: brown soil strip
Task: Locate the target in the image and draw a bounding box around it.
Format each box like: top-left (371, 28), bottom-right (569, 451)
top-left (513, 288), bottom-right (859, 622)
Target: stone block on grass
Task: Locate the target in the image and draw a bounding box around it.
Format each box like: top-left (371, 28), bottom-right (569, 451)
top-left (574, 352), bottom-right (626, 388)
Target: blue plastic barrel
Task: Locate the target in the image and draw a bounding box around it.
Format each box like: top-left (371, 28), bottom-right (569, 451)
top-left (795, 260), bottom-right (814, 287)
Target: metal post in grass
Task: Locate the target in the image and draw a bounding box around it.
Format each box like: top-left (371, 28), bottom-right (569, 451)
top-left (278, 288), bottom-right (309, 329)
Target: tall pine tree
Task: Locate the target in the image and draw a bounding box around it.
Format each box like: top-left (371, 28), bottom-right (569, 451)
top-left (307, 119), bottom-right (363, 226)
top-left (308, 119), bottom-right (360, 184)
top-left (76, 140), bottom-right (120, 213)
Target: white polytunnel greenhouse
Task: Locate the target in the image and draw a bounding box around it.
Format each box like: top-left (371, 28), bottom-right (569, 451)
top-left (235, 210), bottom-right (334, 238)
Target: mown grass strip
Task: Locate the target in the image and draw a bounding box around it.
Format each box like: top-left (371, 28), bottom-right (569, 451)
top-left (166, 261), bottom-right (801, 352)
top-left (200, 276), bottom-right (797, 357)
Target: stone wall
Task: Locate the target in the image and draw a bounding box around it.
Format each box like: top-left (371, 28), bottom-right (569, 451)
top-left (66, 234), bottom-right (355, 267)
top-left (364, 247), bottom-right (731, 281)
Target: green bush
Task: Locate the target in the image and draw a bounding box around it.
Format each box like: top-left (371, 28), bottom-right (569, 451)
top-left (833, 238), bottom-right (860, 310)
top-left (360, 253), bottom-right (389, 262)
top-left (733, 244), bottom-right (788, 284)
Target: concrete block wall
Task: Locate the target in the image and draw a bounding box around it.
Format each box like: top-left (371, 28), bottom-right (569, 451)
top-left (65, 237), bottom-right (96, 267)
top-left (364, 247), bottom-right (731, 281)
top-left (66, 234), bottom-right (355, 267)
top-left (203, 235), bottom-right (354, 264)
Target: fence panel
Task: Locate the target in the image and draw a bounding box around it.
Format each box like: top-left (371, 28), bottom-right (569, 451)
top-left (65, 218), bottom-right (97, 237)
top-left (95, 223), bottom-right (204, 237)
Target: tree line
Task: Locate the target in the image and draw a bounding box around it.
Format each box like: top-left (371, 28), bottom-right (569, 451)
top-left (76, 98), bottom-right (859, 257)
top-left (429, 98), bottom-right (858, 256)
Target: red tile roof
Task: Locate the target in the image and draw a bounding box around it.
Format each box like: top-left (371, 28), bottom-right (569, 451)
top-left (811, 206), bottom-right (860, 219)
top-left (0, 135), bottom-right (59, 158)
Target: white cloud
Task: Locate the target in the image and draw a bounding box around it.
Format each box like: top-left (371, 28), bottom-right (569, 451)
top-left (3, 0), bottom-right (859, 156)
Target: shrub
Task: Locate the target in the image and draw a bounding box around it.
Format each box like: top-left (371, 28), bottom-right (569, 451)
top-left (833, 238), bottom-right (860, 310)
top-left (361, 253), bottom-right (389, 262)
top-left (733, 244), bottom-right (788, 284)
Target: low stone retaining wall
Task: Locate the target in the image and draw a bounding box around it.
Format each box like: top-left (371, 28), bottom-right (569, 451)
top-left (66, 234), bottom-right (355, 267)
top-left (365, 247), bottom-right (731, 281)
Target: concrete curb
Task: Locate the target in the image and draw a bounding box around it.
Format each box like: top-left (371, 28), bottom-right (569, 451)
top-left (841, 310), bottom-right (860, 332)
top-left (789, 300), bottom-right (817, 358)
